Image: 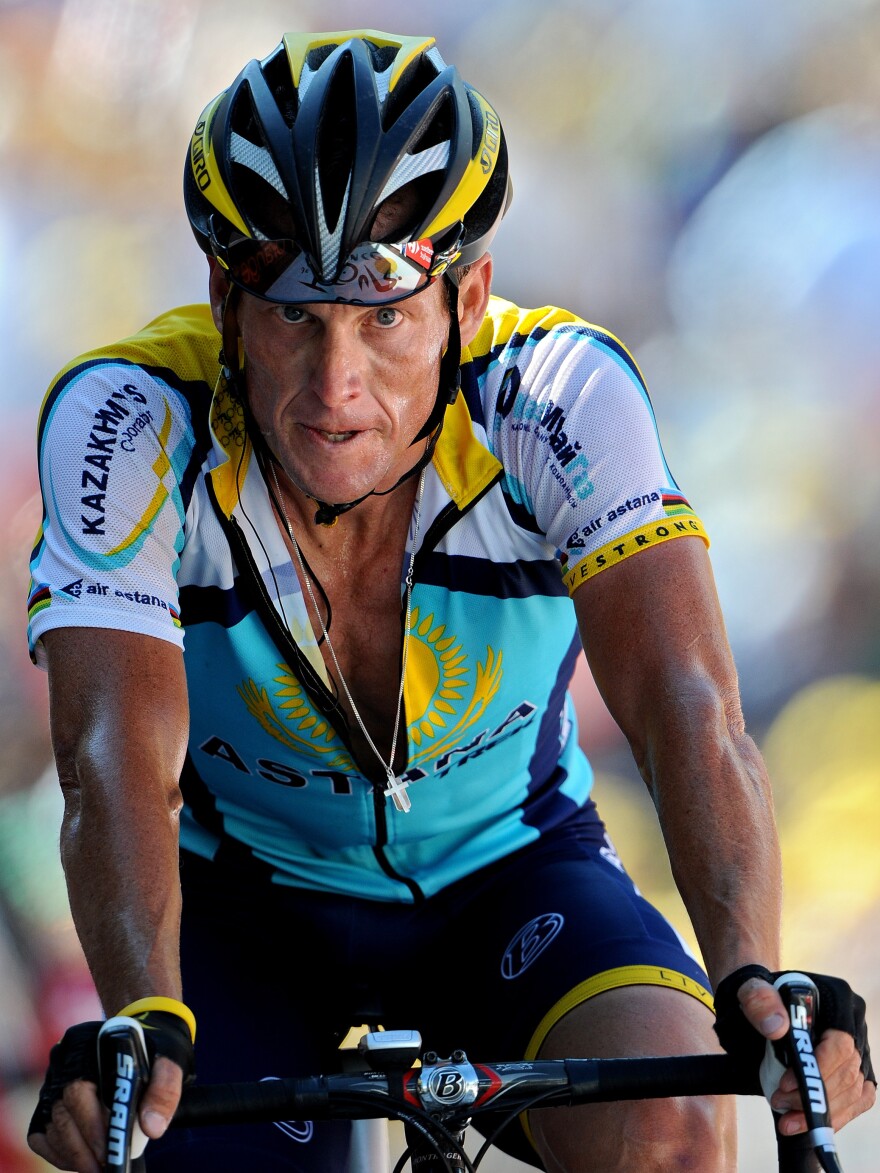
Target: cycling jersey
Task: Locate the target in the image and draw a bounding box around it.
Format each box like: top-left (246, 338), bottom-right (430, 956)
top-left (27, 296), bottom-right (708, 902)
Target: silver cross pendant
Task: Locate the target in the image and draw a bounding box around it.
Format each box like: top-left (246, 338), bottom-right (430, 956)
top-left (384, 774), bottom-right (412, 813)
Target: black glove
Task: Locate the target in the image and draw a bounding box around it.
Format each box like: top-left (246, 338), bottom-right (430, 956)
top-left (28, 1020), bottom-right (103, 1138)
top-left (28, 1007), bottom-right (195, 1139)
top-left (714, 965), bottom-right (875, 1086)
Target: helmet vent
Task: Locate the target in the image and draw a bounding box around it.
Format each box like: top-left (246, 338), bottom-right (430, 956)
top-left (363, 42), bottom-right (398, 73)
top-left (383, 57), bottom-right (442, 130)
top-left (307, 43), bottom-right (338, 72)
top-left (262, 44), bottom-right (298, 126)
top-left (230, 132), bottom-right (289, 199)
top-left (378, 142), bottom-right (450, 206)
top-left (466, 90), bottom-right (484, 155)
top-left (314, 54), bottom-right (357, 232)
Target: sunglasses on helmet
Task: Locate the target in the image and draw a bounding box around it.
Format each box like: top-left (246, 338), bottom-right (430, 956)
top-left (213, 231), bottom-right (462, 306)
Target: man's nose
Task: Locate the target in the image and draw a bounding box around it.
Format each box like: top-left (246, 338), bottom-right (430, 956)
top-left (307, 325), bottom-right (362, 406)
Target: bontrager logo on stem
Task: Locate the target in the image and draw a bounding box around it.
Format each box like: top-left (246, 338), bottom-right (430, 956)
top-left (428, 1069), bottom-right (467, 1104)
top-left (501, 913), bottom-right (565, 979)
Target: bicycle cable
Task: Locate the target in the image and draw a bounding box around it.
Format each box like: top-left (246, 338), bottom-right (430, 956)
top-left (327, 1090), bottom-right (475, 1173)
top-left (470, 1085), bottom-right (570, 1169)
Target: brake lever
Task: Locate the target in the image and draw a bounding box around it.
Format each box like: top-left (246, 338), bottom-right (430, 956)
top-left (97, 1016), bottom-right (151, 1171)
top-left (763, 972), bottom-right (843, 1173)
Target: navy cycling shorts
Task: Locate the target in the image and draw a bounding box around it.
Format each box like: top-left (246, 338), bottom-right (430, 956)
top-left (145, 801), bottom-right (712, 1171)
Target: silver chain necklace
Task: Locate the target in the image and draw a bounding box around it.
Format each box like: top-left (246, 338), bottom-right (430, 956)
top-left (269, 461), bottom-right (426, 813)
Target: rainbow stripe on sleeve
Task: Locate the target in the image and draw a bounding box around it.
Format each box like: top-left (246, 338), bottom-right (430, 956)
top-left (27, 583), bottom-right (52, 621)
top-left (662, 492), bottom-right (695, 517)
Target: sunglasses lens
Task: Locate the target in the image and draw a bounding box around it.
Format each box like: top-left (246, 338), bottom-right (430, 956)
top-left (223, 239), bottom-right (434, 305)
top-left (225, 238), bottom-right (302, 295)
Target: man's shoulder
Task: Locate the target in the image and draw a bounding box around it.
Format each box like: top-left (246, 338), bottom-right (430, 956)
top-left (47, 304), bottom-right (221, 397)
top-left (469, 296), bottom-right (636, 368)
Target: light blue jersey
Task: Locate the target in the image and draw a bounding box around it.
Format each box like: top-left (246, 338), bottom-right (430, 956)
top-left (28, 298), bottom-right (707, 901)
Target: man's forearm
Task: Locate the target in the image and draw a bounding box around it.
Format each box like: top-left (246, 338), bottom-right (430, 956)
top-left (60, 760), bottom-right (185, 1015)
top-left (648, 722), bottom-right (783, 986)
top-left (46, 628), bottom-right (190, 1016)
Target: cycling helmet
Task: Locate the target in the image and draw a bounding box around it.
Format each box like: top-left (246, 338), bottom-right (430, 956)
top-left (184, 30), bottom-right (511, 523)
top-left (184, 29), bottom-right (511, 302)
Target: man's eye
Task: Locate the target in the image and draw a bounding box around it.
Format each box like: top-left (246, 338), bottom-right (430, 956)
top-left (376, 307), bottom-right (399, 326)
top-left (280, 305), bottom-right (307, 323)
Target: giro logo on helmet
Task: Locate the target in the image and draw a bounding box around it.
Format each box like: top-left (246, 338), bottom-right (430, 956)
top-left (190, 121), bottom-right (210, 191)
top-left (480, 106), bottom-right (502, 175)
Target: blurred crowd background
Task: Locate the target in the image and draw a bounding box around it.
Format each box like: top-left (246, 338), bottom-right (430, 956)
top-left (1, 0), bottom-right (878, 1167)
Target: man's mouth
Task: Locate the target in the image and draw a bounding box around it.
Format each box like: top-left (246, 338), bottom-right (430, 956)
top-left (307, 427), bottom-right (358, 443)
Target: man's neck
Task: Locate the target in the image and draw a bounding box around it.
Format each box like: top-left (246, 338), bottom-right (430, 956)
top-left (274, 464), bottom-right (422, 559)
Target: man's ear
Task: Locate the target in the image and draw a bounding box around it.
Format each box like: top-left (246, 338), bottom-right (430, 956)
top-left (207, 257), bottom-right (230, 333)
top-left (456, 253), bottom-right (493, 348)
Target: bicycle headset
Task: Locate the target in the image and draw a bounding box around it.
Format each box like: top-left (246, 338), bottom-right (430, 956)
top-left (183, 29), bottom-right (513, 524)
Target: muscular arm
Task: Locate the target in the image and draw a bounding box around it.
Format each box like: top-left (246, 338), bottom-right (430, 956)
top-left (573, 537), bottom-right (781, 983)
top-left (573, 537), bottom-right (875, 1133)
top-left (29, 627), bottom-right (191, 1170)
top-left (45, 626), bottom-right (190, 1012)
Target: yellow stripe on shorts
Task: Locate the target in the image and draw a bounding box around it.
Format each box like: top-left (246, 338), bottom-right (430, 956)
top-left (521, 965), bottom-right (714, 1152)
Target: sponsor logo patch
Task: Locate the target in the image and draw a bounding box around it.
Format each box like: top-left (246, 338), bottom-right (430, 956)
top-left (501, 913), bottom-right (565, 979)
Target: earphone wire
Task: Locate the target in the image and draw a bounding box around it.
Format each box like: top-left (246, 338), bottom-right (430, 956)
top-left (270, 458), bottom-right (427, 795)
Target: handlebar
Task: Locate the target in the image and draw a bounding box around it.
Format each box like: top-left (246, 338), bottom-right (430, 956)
top-left (172, 1052), bottom-right (757, 1124)
top-left (96, 1045), bottom-right (835, 1173)
top-left (98, 975), bottom-right (844, 1173)
top-left (167, 1050), bottom-right (762, 1173)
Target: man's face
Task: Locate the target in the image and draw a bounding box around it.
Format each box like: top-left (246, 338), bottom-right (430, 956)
top-left (229, 277), bottom-right (451, 508)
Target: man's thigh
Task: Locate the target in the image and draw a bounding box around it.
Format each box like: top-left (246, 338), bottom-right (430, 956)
top-left (411, 815), bottom-right (717, 1167)
top-left (530, 987), bottom-right (736, 1172)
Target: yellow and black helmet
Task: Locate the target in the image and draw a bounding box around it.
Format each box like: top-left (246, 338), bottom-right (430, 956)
top-left (184, 29), bottom-right (512, 304)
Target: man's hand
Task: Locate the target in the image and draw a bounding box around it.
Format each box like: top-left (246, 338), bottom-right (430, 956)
top-left (715, 967), bottom-right (876, 1138)
top-left (28, 1054), bottom-right (183, 1173)
top-left (28, 1009), bottom-right (193, 1172)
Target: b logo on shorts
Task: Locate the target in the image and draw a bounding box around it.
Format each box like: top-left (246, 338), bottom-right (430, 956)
top-left (501, 913), bottom-right (565, 979)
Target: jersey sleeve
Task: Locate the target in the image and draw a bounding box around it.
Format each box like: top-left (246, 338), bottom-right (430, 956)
top-left (487, 322), bottom-right (708, 594)
top-left (27, 361), bottom-right (198, 665)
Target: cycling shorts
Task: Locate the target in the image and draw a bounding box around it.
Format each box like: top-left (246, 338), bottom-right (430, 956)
top-left (145, 801), bottom-right (713, 1171)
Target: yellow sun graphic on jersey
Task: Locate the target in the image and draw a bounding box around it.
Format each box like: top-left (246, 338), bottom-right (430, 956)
top-left (405, 607), bottom-right (504, 766)
top-left (405, 609), bottom-right (469, 744)
top-left (238, 668), bottom-right (354, 770)
top-left (238, 611), bottom-right (503, 771)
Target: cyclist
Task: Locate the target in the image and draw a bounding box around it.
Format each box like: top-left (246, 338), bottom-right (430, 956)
top-left (26, 29), bottom-right (874, 1173)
